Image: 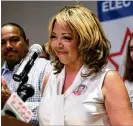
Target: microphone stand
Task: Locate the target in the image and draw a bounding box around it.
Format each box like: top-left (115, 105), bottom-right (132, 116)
top-left (17, 75), bottom-right (28, 93)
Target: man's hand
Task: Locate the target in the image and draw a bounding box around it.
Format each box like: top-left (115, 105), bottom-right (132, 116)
top-left (1, 77), bottom-right (11, 108)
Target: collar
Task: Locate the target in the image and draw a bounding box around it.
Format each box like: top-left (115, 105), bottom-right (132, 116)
top-left (1, 62), bottom-right (9, 75)
top-left (1, 62), bottom-right (20, 76)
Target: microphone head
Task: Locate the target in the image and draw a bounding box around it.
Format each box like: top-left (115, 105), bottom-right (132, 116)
top-left (13, 44), bottom-right (42, 82)
top-left (29, 44), bottom-right (43, 55)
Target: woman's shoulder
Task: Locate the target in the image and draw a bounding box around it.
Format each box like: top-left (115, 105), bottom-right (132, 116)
top-left (103, 70), bottom-right (124, 91)
top-left (104, 70), bottom-right (122, 83)
top-left (99, 66), bottom-right (119, 80)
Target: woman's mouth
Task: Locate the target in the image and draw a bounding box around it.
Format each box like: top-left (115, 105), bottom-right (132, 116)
top-left (56, 51), bottom-right (68, 55)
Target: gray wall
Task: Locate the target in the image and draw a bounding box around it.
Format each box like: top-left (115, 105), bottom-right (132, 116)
top-left (1, 1), bottom-right (97, 46)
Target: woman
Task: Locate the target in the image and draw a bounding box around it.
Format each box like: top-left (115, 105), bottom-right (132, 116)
top-left (38, 4), bottom-right (133, 125)
top-left (124, 33), bottom-right (133, 110)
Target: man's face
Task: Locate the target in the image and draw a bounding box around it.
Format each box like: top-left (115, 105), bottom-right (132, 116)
top-left (1, 25), bottom-right (29, 65)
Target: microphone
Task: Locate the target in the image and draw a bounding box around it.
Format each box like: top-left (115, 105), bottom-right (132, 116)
top-left (2, 78), bottom-right (35, 123)
top-left (2, 44), bottom-right (40, 122)
top-left (2, 83), bottom-right (35, 122)
top-left (13, 44), bottom-right (42, 82)
top-left (3, 92), bottom-right (33, 123)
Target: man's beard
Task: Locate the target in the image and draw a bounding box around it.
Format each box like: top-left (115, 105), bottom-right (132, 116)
top-left (7, 60), bottom-right (20, 71)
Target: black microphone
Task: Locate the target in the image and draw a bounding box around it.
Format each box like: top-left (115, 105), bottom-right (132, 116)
top-left (3, 79), bottom-right (35, 122)
top-left (17, 83), bottom-right (35, 102)
top-left (3, 44), bottom-right (41, 122)
top-left (3, 91), bottom-right (34, 122)
top-left (13, 44), bottom-right (42, 82)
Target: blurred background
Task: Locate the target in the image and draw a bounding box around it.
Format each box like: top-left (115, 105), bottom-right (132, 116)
top-left (1, 1), bottom-right (97, 45)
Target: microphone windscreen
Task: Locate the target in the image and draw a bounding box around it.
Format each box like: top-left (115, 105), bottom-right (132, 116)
top-left (29, 44), bottom-right (43, 55)
top-left (3, 93), bottom-right (33, 122)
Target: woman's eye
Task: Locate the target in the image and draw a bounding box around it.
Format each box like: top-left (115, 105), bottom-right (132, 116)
top-left (64, 36), bottom-right (72, 40)
top-left (50, 35), bottom-right (56, 39)
top-left (130, 47), bottom-right (133, 51)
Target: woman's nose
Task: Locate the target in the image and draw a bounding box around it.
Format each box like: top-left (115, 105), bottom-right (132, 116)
top-left (57, 38), bottom-right (63, 47)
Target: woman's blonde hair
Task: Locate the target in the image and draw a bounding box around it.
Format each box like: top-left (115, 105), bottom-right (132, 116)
top-left (48, 4), bottom-right (111, 75)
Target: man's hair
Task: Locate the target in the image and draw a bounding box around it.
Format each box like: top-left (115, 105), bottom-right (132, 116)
top-left (1, 22), bottom-right (27, 41)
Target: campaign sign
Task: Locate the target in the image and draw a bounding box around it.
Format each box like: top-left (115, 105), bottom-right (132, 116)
top-left (97, 1), bottom-right (133, 77)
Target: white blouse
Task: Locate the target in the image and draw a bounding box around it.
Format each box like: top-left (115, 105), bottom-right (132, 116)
top-left (38, 65), bottom-right (111, 126)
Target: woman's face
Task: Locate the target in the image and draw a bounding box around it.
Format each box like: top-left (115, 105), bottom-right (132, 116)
top-left (50, 21), bottom-right (81, 65)
top-left (130, 38), bottom-right (133, 61)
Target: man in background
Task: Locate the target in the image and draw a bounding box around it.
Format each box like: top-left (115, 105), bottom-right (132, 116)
top-left (1, 23), bottom-right (52, 125)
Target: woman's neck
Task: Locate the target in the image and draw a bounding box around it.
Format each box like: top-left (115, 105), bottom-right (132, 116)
top-left (65, 61), bottom-right (83, 73)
